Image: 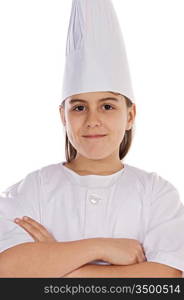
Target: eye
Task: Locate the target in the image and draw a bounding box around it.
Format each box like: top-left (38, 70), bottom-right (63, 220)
top-left (72, 104), bottom-right (114, 112)
top-left (103, 104), bottom-right (114, 110)
top-left (72, 105), bottom-right (85, 112)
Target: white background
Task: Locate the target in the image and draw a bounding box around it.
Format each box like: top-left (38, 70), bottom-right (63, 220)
top-left (0, 0), bottom-right (183, 203)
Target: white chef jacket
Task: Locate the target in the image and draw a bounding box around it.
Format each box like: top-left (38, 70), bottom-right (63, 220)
top-left (1, 161), bottom-right (184, 273)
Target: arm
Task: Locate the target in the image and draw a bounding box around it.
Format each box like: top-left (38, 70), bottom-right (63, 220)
top-left (10, 217), bottom-right (182, 278)
top-left (0, 238), bottom-right (101, 278)
top-left (64, 262), bottom-right (182, 278)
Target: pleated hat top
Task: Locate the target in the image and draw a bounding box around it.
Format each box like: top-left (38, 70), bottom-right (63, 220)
top-left (61, 0), bottom-right (135, 104)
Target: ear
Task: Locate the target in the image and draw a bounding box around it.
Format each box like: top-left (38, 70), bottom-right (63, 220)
top-left (59, 105), bottom-right (66, 126)
top-left (126, 104), bottom-right (136, 131)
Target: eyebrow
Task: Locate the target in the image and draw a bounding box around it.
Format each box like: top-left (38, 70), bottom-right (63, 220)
top-left (69, 97), bottom-right (119, 104)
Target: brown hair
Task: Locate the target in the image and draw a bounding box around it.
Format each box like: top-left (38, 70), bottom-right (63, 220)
top-left (60, 91), bottom-right (135, 163)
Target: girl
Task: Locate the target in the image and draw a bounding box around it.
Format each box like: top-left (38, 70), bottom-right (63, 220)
top-left (0, 90), bottom-right (183, 278)
top-left (0, 0), bottom-right (184, 278)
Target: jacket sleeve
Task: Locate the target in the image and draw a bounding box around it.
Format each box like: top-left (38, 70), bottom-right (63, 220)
top-left (143, 172), bottom-right (184, 272)
top-left (0, 170), bottom-right (42, 253)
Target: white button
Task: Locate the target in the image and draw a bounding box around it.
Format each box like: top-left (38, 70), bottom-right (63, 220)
top-left (89, 194), bottom-right (101, 205)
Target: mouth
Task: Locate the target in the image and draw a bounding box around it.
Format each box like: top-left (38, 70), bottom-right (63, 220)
top-left (83, 135), bottom-right (107, 139)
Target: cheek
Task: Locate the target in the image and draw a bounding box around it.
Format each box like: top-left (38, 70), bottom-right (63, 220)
top-left (110, 118), bottom-right (127, 140)
top-left (110, 116), bottom-right (126, 130)
top-left (66, 118), bottom-right (82, 139)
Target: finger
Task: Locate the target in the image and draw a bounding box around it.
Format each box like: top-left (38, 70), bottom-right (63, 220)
top-left (22, 216), bottom-right (51, 238)
top-left (14, 218), bottom-right (45, 242)
top-left (140, 252), bottom-right (146, 262)
top-left (137, 252), bottom-right (147, 263)
top-left (135, 248), bottom-right (146, 263)
top-left (138, 244), bottom-right (146, 262)
top-left (140, 243), bottom-right (146, 256)
top-left (141, 247), bottom-right (147, 261)
top-left (14, 217), bottom-right (56, 242)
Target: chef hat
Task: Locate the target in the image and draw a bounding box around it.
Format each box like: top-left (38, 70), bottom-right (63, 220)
top-left (61, 0), bottom-right (135, 104)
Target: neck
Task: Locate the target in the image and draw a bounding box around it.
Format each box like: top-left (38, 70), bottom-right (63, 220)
top-left (64, 156), bottom-right (124, 176)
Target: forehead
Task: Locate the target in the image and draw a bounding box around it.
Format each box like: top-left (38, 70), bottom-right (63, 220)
top-left (67, 92), bottom-right (123, 104)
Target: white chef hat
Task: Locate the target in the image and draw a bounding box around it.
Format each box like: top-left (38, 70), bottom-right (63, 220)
top-left (61, 0), bottom-right (135, 104)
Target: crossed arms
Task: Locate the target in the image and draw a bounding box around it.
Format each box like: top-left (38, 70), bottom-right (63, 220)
top-left (0, 217), bottom-right (182, 278)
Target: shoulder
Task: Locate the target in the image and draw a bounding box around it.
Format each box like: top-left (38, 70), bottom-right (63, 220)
top-left (125, 163), bottom-right (176, 187)
top-left (1, 162), bottom-right (66, 197)
top-left (124, 164), bottom-right (180, 203)
top-left (124, 163), bottom-right (157, 191)
top-left (0, 168), bottom-right (41, 221)
top-left (1, 168), bottom-right (42, 198)
top-left (38, 162), bottom-right (64, 184)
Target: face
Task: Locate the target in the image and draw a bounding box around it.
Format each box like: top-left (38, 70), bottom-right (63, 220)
top-left (59, 91), bottom-right (136, 161)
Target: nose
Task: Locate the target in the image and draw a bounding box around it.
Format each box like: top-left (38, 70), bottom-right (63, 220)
top-left (86, 111), bottom-right (102, 127)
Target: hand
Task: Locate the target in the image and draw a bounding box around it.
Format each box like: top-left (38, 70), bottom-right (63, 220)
top-left (63, 264), bottom-right (92, 278)
top-left (63, 268), bottom-right (83, 278)
top-left (14, 216), bottom-right (57, 243)
top-left (99, 238), bottom-right (146, 266)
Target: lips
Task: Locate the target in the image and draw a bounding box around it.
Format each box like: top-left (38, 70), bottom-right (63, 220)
top-left (83, 135), bottom-right (107, 138)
